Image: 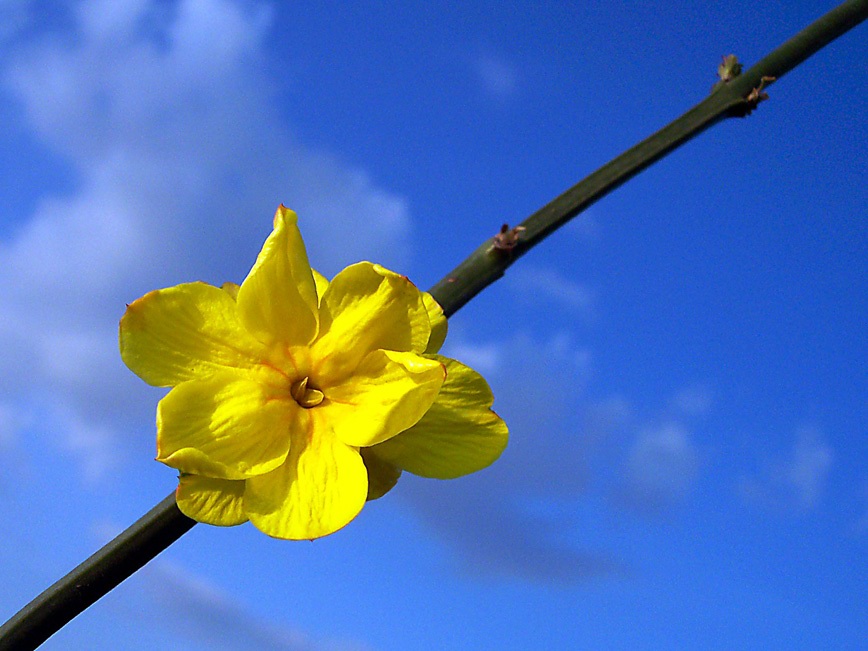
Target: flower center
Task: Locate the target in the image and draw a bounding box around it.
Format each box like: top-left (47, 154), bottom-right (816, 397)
top-left (290, 376), bottom-right (324, 408)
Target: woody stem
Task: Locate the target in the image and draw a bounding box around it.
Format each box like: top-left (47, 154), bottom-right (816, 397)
top-left (428, 0), bottom-right (868, 316)
top-left (0, 494), bottom-right (194, 651)
top-left (1, 1), bottom-right (865, 649)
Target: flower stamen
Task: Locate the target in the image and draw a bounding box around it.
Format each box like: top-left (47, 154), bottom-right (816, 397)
top-left (290, 376), bottom-right (324, 408)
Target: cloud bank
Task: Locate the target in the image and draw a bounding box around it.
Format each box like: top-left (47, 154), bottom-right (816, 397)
top-left (739, 427), bottom-right (834, 513)
top-left (0, 0), bottom-right (412, 476)
top-left (139, 559), bottom-right (370, 651)
top-left (405, 331), bottom-right (705, 581)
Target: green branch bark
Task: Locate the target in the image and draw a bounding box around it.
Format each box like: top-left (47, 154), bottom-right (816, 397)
top-left (1, 1), bottom-right (865, 649)
top-left (429, 0), bottom-right (868, 316)
top-left (0, 494), bottom-right (194, 651)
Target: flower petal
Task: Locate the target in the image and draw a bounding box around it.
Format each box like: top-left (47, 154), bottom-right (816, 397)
top-left (221, 282), bottom-right (240, 300)
top-left (422, 292), bottom-right (447, 354)
top-left (244, 411), bottom-right (368, 539)
top-left (236, 205), bottom-right (319, 347)
top-left (157, 370), bottom-right (295, 479)
top-left (360, 447), bottom-right (402, 501)
top-left (176, 474), bottom-right (248, 526)
top-left (120, 282), bottom-right (266, 386)
top-left (312, 263), bottom-right (430, 382)
top-left (370, 356), bottom-right (508, 479)
top-left (311, 268), bottom-right (329, 305)
top-left (321, 350), bottom-right (445, 447)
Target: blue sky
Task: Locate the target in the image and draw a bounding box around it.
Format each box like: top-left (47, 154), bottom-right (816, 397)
top-left (0, 1), bottom-right (865, 649)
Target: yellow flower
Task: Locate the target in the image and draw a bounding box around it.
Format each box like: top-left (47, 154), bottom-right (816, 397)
top-left (120, 206), bottom-right (507, 539)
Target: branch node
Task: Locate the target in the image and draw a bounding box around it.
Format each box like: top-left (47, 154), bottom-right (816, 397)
top-left (488, 223), bottom-right (526, 255)
top-left (730, 76), bottom-right (777, 117)
top-left (718, 54), bottom-right (743, 83)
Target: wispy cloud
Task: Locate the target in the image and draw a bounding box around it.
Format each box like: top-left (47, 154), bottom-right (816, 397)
top-left (561, 210), bottom-right (602, 243)
top-left (399, 331), bottom-right (610, 580)
top-left (439, 329), bottom-right (503, 375)
top-left (612, 423), bottom-right (701, 516)
top-left (0, 401), bottom-right (25, 450)
top-left (131, 558), bottom-right (370, 651)
top-left (401, 475), bottom-right (625, 583)
top-left (90, 520), bottom-right (366, 650)
top-left (0, 0), bottom-right (30, 43)
top-left (401, 330), bottom-right (709, 581)
top-left (472, 52), bottom-right (517, 99)
top-left (507, 266), bottom-right (596, 317)
top-left (0, 0), bottom-right (412, 479)
top-left (739, 427), bottom-right (834, 512)
top-left (669, 385), bottom-right (713, 417)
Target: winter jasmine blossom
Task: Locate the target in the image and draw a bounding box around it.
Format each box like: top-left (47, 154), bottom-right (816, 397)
top-left (120, 206), bottom-right (507, 539)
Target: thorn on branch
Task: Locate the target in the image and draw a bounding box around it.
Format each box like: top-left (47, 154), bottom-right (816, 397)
top-left (488, 223), bottom-right (525, 255)
top-left (727, 76), bottom-right (777, 117)
top-left (745, 76), bottom-right (775, 109)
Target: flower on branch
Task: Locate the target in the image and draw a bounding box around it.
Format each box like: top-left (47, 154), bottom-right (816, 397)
top-left (119, 206), bottom-right (507, 540)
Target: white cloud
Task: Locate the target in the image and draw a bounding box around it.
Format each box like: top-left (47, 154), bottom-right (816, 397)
top-left (0, 401), bottom-right (27, 450)
top-left (0, 0), bottom-right (30, 43)
top-left (670, 384), bottom-right (713, 416)
top-left (399, 331), bottom-right (632, 581)
top-left (561, 210), bottom-right (602, 242)
top-left (783, 430), bottom-right (834, 509)
top-left (76, 0), bottom-right (154, 42)
top-left (119, 557), bottom-right (370, 651)
top-left (473, 53), bottom-right (517, 98)
top-left (439, 339), bottom-right (502, 375)
top-left (613, 423), bottom-right (701, 515)
top-left (739, 427), bottom-right (834, 512)
top-left (401, 328), bottom-right (714, 578)
top-left (507, 265), bottom-right (595, 316)
top-left (400, 475), bottom-right (624, 582)
top-left (55, 405), bottom-right (121, 484)
top-left (398, 333), bottom-right (701, 582)
top-left (415, 323), bottom-right (710, 536)
top-left (89, 525), bottom-right (368, 650)
top-left (0, 0), bottom-right (412, 479)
